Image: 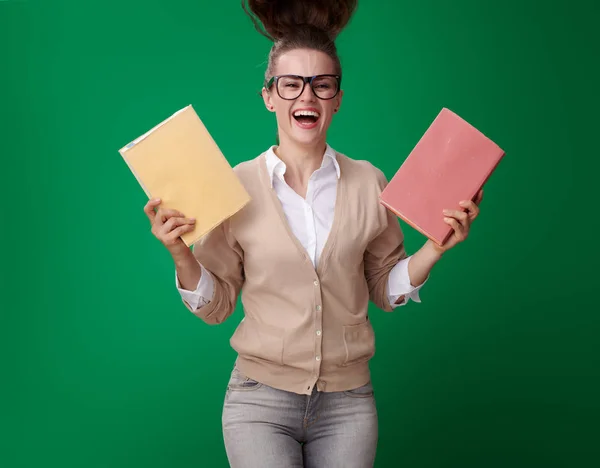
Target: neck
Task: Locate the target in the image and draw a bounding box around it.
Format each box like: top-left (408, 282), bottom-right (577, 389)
top-left (275, 135), bottom-right (327, 187)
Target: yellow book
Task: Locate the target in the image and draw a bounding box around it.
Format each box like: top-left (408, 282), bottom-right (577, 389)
top-left (119, 104), bottom-right (251, 246)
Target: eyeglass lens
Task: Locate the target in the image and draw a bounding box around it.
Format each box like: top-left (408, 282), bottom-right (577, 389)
top-left (277, 75), bottom-right (339, 100)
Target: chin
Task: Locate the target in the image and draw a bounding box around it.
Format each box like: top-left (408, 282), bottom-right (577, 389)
top-left (288, 125), bottom-right (328, 147)
top-left (291, 132), bottom-right (323, 147)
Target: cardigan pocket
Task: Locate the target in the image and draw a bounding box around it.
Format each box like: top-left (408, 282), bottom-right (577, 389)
top-left (342, 319), bottom-right (375, 367)
top-left (229, 316), bottom-right (284, 366)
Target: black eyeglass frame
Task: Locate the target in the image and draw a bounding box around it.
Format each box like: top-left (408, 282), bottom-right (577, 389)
top-left (265, 74), bottom-right (342, 100)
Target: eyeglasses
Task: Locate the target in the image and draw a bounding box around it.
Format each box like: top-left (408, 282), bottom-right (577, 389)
top-left (265, 74), bottom-right (341, 100)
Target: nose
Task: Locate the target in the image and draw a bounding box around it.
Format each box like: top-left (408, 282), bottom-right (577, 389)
top-left (299, 81), bottom-right (316, 102)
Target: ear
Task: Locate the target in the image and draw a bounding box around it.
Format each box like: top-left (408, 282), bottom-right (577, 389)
top-left (262, 87), bottom-right (275, 112)
top-left (333, 89), bottom-right (344, 113)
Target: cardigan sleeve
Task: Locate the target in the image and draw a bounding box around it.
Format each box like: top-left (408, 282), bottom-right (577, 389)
top-left (181, 218), bottom-right (244, 324)
top-left (364, 167), bottom-right (408, 312)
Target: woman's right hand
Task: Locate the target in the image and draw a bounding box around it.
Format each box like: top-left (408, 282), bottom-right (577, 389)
top-left (143, 198), bottom-right (196, 255)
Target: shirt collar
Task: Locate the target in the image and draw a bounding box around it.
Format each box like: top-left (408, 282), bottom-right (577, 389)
top-left (264, 144), bottom-right (341, 188)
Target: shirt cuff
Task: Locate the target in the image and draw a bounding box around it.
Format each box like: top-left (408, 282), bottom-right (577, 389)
top-left (176, 263), bottom-right (215, 310)
top-left (387, 255), bottom-right (428, 308)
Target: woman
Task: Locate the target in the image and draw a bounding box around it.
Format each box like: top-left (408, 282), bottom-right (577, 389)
top-left (143, 0), bottom-right (483, 466)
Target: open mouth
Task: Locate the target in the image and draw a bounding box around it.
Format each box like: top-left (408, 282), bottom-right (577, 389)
top-left (293, 110), bottom-right (320, 128)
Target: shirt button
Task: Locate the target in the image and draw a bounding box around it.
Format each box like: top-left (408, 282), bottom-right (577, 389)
top-left (316, 330), bottom-right (321, 336)
top-left (316, 305), bottom-right (322, 311)
top-left (314, 280), bottom-right (319, 286)
top-left (316, 356), bottom-right (321, 361)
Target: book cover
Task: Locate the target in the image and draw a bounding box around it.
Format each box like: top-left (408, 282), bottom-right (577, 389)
top-left (119, 104), bottom-right (251, 246)
top-left (380, 108), bottom-right (505, 246)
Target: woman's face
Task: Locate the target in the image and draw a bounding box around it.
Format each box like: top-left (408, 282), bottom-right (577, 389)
top-left (262, 48), bottom-right (343, 148)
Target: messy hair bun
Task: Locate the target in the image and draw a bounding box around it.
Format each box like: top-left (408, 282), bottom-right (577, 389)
top-left (242, 0), bottom-right (357, 42)
top-left (242, 0), bottom-right (357, 82)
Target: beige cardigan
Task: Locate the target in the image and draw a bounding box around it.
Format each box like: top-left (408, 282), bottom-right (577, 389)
top-left (184, 151), bottom-right (408, 395)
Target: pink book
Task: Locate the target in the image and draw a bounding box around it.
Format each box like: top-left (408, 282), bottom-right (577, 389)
top-left (379, 108), bottom-right (505, 246)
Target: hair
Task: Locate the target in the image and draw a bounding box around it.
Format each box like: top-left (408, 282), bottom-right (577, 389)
top-left (242, 0), bottom-right (358, 83)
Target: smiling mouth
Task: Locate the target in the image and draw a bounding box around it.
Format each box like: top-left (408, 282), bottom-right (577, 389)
top-left (293, 110), bottom-right (320, 126)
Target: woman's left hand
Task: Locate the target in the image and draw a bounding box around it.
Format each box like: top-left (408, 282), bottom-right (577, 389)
top-left (434, 189), bottom-right (484, 254)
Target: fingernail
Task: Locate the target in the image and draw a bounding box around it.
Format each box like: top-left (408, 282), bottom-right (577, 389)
top-left (459, 201), bottom-right (467, 205)
top-left (444, 217), bottom-right (450, 222)
top-left (190, 218), bottom-right (196, 222)
top-left (442, 209), bottom-right (450, 214)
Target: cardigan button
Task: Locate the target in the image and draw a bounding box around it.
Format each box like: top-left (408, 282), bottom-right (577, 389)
top-left (316, 305), bottom-right (322, 312)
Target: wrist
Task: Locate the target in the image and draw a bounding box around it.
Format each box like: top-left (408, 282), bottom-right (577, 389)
top-left (424, 239), bottom-right (445, 261)
top-left (170, 243), bottom-right (193, 265)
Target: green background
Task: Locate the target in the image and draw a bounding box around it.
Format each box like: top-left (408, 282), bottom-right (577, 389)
top-left (2, 0), bottom-right (598, 467)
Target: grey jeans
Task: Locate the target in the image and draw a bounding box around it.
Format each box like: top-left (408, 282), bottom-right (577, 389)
top-left (222, 366), bottom-right (379, 468)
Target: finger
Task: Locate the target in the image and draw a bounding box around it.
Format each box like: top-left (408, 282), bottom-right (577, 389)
top-left (164, 223), bottom-right (195, 243)
top-left (444, 218), bottom-right (463, 236)
top-left (444, 216), bottom-right (466, 240)
top-left (474, 189), bottom-right (484, 205)
top-left (143, 198), bottom-right (162, 224)
top-left (458, 200), bottom-right (480, 219)
top-left (157, 208), bottom-right (186, 224)
top-left (162, 216), bottom-right (196, 233)
top-left (443, 209), bottom-right (469, 224)
top-left (472, 189), bottom-right (484, 217)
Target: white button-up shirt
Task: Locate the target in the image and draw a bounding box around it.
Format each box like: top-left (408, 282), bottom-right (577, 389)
top-left (177, 144), bottom-right (425, 309)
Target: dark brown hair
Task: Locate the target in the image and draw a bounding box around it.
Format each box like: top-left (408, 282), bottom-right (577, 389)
top-left (242, 0), bottom-right (358, 82)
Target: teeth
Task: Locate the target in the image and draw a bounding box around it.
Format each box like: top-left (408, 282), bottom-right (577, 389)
top-left (293, 110), bottom-right (320, 118)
